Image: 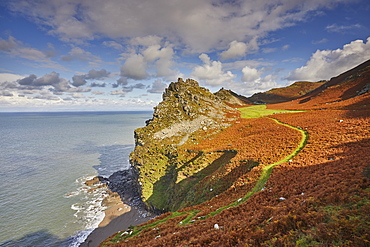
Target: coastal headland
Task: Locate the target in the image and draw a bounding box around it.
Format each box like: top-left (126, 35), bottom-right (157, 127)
top-left (86, 60), bottom-right (370, 246)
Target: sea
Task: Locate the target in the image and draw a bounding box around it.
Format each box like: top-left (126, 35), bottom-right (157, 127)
top-left (0, 111), bottom-right (152, 247)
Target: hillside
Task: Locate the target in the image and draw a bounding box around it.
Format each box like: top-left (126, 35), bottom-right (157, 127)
top-left (214, 88), bottom-right (252, 106)
top-left (248, 81), bottom-right (325, 104)
top-left (269, 59), bottom-right (370, 110)
top-left (101, 62), bottom-right (370, 246)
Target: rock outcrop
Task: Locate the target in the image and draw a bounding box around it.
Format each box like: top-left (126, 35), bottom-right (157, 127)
top-left (214, 87), bottom-right (251, 106)
top-left (130, 78), bottom-right (239, 211)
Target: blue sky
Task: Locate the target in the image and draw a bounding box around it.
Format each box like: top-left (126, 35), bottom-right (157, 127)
top-left (0, 0), bottom-right (369, 111)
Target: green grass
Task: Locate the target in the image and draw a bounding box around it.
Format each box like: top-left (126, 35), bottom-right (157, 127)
top-left (239, 105), bottom-right (303, 119)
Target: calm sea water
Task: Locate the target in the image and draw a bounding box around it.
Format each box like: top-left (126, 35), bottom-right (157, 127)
top-left (0, 111), bottom-right (152, 247)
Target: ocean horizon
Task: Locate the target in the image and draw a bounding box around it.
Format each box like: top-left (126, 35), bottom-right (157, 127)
top-left (0, 111), bottom-right (152, 246)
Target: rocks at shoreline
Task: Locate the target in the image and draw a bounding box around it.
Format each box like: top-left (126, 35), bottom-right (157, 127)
top-left (85, 176), bottom-right (107, 186)
top-left (106, 168), bottom-right (150, 211)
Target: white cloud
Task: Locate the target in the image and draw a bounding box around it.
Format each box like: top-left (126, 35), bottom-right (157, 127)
top-left (7, 0), bottom-right (351, 53)
top-left (191, 53), bottom-right (236, 86)
top-left (241, 66), bottom-right (261, 82)
top-left (287, 37), bottom-right (370, 82)
top-left (102, 41), bottom-right (123, 50)
top-left (0, 73), bottom-right (25, 84)
top-left (85, 69), bottom-right (110, 79)
top-left (71, 93), bottom-right (85, 98)
top-left (282, 44), bottom-right (290, 50)
top-left (220, 38), bottom-right (259, 60)
top-left (120, 54), bottom-right (148, 80)
top-left (72, 75), bottom-right (87, 87)
top-left (119, 42), bottom-right (177, 80)
top-left (111, 90), bottom-right (126, 95)
top-left (312, 38), bottom-right (328, 45)
top-left (143, 45), bottom-right (177, 78)
top-left (262, 47), bottom-right (277, 54)
top-left (61, 47), bottom-right (101, 63)
top-left (130, 36), bottom-right (162, 47)
top-left (142, 45), bottom-right (170, 63)
top-left (113, 77), bottom-right (128, 88)
top-left (72, 68), bottom-right (110, 87)
top-left (0, 36), bottom-right (65, 69)
top-left (91, 91), bottom-right (104, 95)
top-left (0, 72), bottom-right (92, 95)
top-left (220, 41), bottom-right (248, 60)
top-left (241, 65), bottom-right (277, 92)
top-left (147, 79), bottom-right (167, 94)
top-left (326, 23), bottom-right (363, 33)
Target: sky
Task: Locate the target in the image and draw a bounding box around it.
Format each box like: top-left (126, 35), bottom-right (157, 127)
top-left (0, 0), bottom-right (369, 112)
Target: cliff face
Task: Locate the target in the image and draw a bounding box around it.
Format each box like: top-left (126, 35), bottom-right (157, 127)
top-left (130, 78), bottom-right (239, 211)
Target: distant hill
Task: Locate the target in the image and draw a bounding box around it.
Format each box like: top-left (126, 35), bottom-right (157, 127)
top-left (215, 88), bottom-right (252, 106)
top-left (269, 59), bottom-right (370, 110)
top-left (248, 81), bottom-right (326, 104)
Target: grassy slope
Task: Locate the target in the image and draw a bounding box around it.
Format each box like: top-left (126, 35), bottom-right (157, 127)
top-left (248, 81), bottom-right (325, 104)
top-left (239, 105), bottom-right (303, 118)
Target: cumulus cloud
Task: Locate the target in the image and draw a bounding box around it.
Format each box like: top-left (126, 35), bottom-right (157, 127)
top-left (110, 83), bottom-right (146, 96)
top-left (71, 93), bottom-right (85, 98)
top-left (11, 72), bottom-right (91, 94)
top-left (119, 41), bottom-right (177, 81)
top-left (221, 41), bottom-right (248, 60)
top-left (113, 77), bottom-right (129, 88)
top-left (18, 72), bottom-right (68, 89)
top-left (287, 37), bottom-right (370, 82)
top-left (111, 90), bottom-right (126, 95)
top-left (90, 82), bottom-right (106, 87)
top-left (191, 53), bottom-right (236, 86)
top-left (7, 0), bottom-right (350, 53)
top-left (241, 66), bottom-right (260, 82)
top-left (142, 45), bottom-right (172, 63)
top-left (147, 79), bottom-right (167, 94)
top-left (72, 69), bottom-right (110, 87)
top-left (120, 54), bottom-right (148, 80)
top-left (72, 75), bottom-right (87, 87)
top-left (220, 39), bottom-right (259, 60)
top-left (86, 69), bottom-right (110, 79)
top-left (241, 66), bottom-right (277, 92)
top-left (142, 44), bottom-right (177, 78)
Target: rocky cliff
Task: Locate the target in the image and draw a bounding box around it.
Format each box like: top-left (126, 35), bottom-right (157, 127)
top-left (130, 78), bottom-right (239, 211)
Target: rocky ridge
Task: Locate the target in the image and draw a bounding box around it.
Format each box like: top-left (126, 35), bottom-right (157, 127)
top-left (130, 78), bottom-right (240, 211)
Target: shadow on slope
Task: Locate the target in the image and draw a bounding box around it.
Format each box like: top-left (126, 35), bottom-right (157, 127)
top-left (147, 150), bottom-right (246, 212)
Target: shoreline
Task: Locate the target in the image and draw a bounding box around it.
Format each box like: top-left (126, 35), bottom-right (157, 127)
top-left (79, 176), bottom-right (154, 247)
top-left (80, 204), bottom-right (153, 247)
